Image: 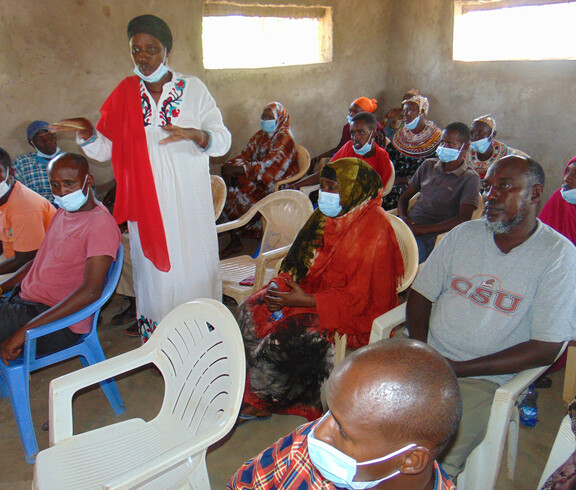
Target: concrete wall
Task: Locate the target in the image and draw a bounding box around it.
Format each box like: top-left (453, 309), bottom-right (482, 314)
top-left (384, 0), bottom-right (576, 201)
top-left (0, 0), bottom-right (392, 191)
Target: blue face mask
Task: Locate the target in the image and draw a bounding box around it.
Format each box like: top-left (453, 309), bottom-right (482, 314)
top-left (133, 50), bottom-right (169, 83)
top-left (436, 144), bottom-right (463, 163)
top-left (308, 413), bottom-right (417, 489)
top-left (404, 114), bottom-right (421, 131)
top-left (353, 132), bottom-right (373, 156)
top-left (561, 188), bottom-right (576, 205)
top-left (470, 137), bottom-right (491, 154)
top-left (318, 190), bottom-right (342, 217)
top-left (347, 115), bottom-right (354, 125)
top-left (54, 175), bottom-right (89, 212)
top-left (260, 119), bottom-right (276, 134)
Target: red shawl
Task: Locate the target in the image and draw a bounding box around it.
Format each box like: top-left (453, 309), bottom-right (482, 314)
top-left (97, 76), bottom-right (170, 272)
top-left (539, 157), bottom-right (576, 246)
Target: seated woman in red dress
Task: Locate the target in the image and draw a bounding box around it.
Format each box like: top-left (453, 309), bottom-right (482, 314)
top-left (236, 158), bottom-right (405, 422)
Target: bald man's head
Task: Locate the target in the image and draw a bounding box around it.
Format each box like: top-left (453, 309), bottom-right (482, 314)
top-left (48, 152), bottom-right (89, 177)
top-left (328, 339), bottom-right (462, 456)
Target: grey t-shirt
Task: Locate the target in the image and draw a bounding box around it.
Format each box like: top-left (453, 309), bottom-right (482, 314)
top-left (413, 219), bottom-right (576, 385)
top-left (408, 158), bottom-right (480, 225)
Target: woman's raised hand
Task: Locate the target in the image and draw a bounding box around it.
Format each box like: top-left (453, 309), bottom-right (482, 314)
top-left (50, 118), bottom-right (94, 140)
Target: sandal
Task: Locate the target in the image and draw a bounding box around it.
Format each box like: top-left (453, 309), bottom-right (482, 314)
top-left (111, 306), bottom-right (136, 326)
top-left (124, 323), bottom-right (140, 337)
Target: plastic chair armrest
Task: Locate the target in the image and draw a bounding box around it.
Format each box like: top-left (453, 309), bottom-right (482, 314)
top-left (252, 245), bottom-right (292, 290)
top-left (25, 308), bottom-right (96, 341)
top-left (369, 303), bottom-right (407, 344)
top-left (495, 342), bottom-right (567, 400)
top-left (49, 347), bottom-right (156, 445)
top-left (103, 439), bottom-right (214, 489)
top-left (216, 207), bottom-right (260, 233)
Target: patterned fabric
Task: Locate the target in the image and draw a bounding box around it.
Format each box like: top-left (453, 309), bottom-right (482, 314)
top-left (542, 397), bottom-right (576, 489)
top-left (222, 102), bottom-right (298, 221)
top-left (238, 159), bottom-right (404, 420)
top-left (12, 152), bottom-right (54, 202)
top-left (228, 421), bottom-right (456, 490)
top-left (391, 120), bottom-right (441, 158)
top-left (464, 140), bottom-right (510, 179)
top-left (382, 123), bottom-right (441, 211)
top-left (141, 77), bottom-right (187, 126)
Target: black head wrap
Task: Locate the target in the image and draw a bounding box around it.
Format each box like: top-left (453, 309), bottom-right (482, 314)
top-left (127, 14), bottom-right (173, 52)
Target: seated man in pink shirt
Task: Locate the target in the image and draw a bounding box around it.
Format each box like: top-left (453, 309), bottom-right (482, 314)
top-left (0, 153), bottom-right (121, 364)
top-left (0, 147), bottom-right (56, 277)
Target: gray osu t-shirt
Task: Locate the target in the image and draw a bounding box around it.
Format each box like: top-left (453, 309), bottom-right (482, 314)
top-left (413, 219), bottom-right (576, 385)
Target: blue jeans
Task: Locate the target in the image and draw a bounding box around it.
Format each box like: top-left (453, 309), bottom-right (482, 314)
top-left (415, 233), bottom-right (438, 263)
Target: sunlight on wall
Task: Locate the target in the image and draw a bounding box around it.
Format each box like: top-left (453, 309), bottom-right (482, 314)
top-left (454, 2), bottom-right (576, 61)
top-left (203, 15), bottom-right (328, 69)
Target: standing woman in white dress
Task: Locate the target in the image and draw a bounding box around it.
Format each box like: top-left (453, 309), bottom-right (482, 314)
top-left (54, 14), bottom-right (231, 342)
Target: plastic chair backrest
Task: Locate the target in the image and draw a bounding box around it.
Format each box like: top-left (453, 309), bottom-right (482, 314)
top-left (32, 300), bottom-right (244, 489)
top-left (537, 415), bottom-right (576, 489)
top-left (211, 175), bottom-right (227, 221)
top-left (274, 145), bottom-right (311, 191)
top-left (387, 214), bottom-right (419, 293)
top-left (145, 300), bottom-right (245, 441)
top-left (255, 190), bottom-right (314, 257)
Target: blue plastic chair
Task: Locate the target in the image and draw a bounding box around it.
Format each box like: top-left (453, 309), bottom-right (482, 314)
top-left (0, 244), bottom-right (126, 464)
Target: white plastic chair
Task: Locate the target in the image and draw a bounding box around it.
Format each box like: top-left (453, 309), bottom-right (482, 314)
top-left (33, 299), bottom-right (245, 490)
top-left (274, 145), bottom-right (311, 191)
top-left (368, 303), bottom-right (567, 490)
top-left (217, 190), bottom-right (314, 304)
top-left (333, 214), bottom-right (418, 364)
top-left (211, 174), bottom-right (227, 220)
top-left (537, 415), bottom-right (576, 489)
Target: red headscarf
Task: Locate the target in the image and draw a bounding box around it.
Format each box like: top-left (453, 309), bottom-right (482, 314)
top-left (539, 156), bottom-right (576, 246)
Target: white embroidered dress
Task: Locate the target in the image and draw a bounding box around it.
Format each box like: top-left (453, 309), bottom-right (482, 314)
top-left (82, 70), bottom-right (231, 340)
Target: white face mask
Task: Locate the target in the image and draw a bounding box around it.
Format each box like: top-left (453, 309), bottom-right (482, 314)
top-left (0, 171), bottom-right (11, 200)
top-left (405, 114), bottom-right (421, 131)
top-left (133, 49), bottom-right (169, 83)
top-left (561, 188), bottom-right (576, 205)
top-left (54, 175), bottom-right (89, 212)
top-left (32, 143), bottom-right (61, 160)
top-left (308, 412), bottom-right (417, 489)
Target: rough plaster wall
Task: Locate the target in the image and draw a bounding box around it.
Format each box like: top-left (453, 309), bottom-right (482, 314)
top-left (384, 0), bottom-right (576, 202)
top-left (0, 0), bottom-right (391, 190)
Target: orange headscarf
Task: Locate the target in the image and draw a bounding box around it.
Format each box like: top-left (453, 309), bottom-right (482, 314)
top-left (353, 97), bottom-right (378, 113)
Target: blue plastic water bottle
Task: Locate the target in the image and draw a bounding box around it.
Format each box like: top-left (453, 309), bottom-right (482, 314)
top-left (269, 310), bottom-right (283, 321)
top-left (519, 384), bottom-right (538, 428)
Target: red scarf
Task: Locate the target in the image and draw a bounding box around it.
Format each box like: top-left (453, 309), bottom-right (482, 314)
top-left (97, 76), bottom-right (170, 272)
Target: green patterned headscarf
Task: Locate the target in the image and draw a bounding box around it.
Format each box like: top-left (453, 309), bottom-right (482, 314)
top-left (280, 158), bottom-right (382, 282)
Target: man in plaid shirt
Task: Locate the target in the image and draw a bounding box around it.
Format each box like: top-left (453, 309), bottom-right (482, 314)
top-left (13, 121), bottom-right (62, 203)
top-left (228, 339), bottom-right (461, 489)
